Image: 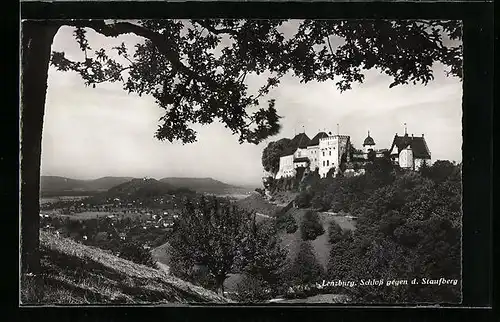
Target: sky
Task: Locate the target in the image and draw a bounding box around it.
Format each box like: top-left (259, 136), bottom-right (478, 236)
top-left (40, 20), bottom-right (463, 187)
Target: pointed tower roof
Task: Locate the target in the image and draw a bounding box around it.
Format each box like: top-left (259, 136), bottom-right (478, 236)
top-left (308, 131), bottom-right (329, 146)
top-left (363, 131), bottom-right (376, 146)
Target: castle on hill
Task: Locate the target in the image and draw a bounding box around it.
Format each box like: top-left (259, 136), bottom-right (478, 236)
top-left (274, 127), bottom-right (431, 179)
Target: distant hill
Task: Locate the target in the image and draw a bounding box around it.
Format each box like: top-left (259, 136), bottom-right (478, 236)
top-left (159, 177), bottom-right (245, 195)
top-left (105, 178), bottom-right (176, 199)
top-left (40, 176), bottom-right (135, 196)
top-left (41, 175), bottom-right (251, 198)
top-left (85, 176), bottom-right (136, 191)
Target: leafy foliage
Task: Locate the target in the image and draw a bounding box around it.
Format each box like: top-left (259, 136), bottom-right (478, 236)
top-left (234, 275), bottom-right (271, 303)
top-left (117, 241), bottom-right (156, 267)
top-left (326, 163), bottom-right (462, 303)
top-left (275, 211), bottom-right (298, 234)
top-left (327, 221), bottom-right (344, 244)
top-left (169, 195), bottom-right (250, 293)
top-left (294, 190), bottom-right (313, 208)
top-left (262, 138), bottom-right (291, 175)
top-left (303, 157), bottom-right (398, 213)
top-left (288, 241), bottom-right (324, 286)
top-left (327, 229), bottom-right (355, 281)
top-left (300, 211), bottom-right (325, 241)
top-left (169, 195), bottom-right (288, 296)
top-left (237, 219), bottom-right (288, 291)
top-left (420, 160), bottom-right (458, 183)
top-left (50, 19), bottom-right (462, 145)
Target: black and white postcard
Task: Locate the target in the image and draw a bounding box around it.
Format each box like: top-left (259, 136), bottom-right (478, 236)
top-left (20, 18), bottom-right (466, 306)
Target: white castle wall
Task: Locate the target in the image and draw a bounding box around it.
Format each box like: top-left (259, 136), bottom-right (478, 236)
top-left (399, 148), bottom-right (414, 169)
top-left (318, 135), bottom-right (349, 178)
top-left (307, 145), bottom-right (320, 171)
top-left (274, 131), bottom-right (430, 179)
top-left (276, 154), bottom-right (294, 179)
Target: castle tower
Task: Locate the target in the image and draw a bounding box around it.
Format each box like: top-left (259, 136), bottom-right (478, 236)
top-left (362, 130), bottom-right (376, 153)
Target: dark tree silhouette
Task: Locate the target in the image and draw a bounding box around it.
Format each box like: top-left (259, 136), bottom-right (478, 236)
top-left (237, 217), bottom-right (288, 291)
top-left (289, 241), bottom-right (324, 286)
top-left (21, 19), bottom-right (462, 273)
top-left (300, 210), bottom-right (325, 241)
top-left (169, 196), bottom-right (249, 295)
top-left (262, 138), bottom-right (292, 175)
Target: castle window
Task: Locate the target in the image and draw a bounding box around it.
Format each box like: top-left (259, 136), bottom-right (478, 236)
top-left (323, 161), bottom-right (325, 166)
top-left (323, 152), bottom-right (325, 156)
top-left (329, 151), bottom-right (331, 156)
top-left (327, 160), bottom-right (330, 166)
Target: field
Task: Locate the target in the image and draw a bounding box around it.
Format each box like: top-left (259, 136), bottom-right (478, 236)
top-left (40, 196), bottom-right (90, 204)
top-left (42, 210), bottom-right (154, 221)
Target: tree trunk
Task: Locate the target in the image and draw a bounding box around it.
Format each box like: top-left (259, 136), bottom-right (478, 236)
top-left (216, 275), bottom-right (226, 296)
top-left (20, 21), bottom-right (60, 274)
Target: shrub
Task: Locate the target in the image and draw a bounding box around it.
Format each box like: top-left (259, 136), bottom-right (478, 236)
top-left (311, 193), bottom-right (329, 211)
top-left (294, 191), bottom-right (312, 208)
top-left (255, 188), bottom-right (265, 196)
top-left (234, 275), bottom-right (271, 303)
top-left (289, 241), bottom-right (324, 285)
top-left (275, 212), bottom-right (298, 234)
top-left (118, 241), bottom-right (155, 267)
top-left (328, 221), bottom-right (344, 244)
top-left (285, 216), bottom-right (299, 234)
top-left (300, 211), bottom-right (325, 241)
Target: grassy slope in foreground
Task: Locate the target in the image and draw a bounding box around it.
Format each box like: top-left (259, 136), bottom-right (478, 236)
top-left (20, 231), bottom-right (232, 305)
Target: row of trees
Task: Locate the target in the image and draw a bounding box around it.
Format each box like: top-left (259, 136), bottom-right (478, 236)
top-left (161, 160), bottom-right (462, 302)
top-left (324, 161), bottom-right (462, 303)
top-left (294, 157), bottom-right (399, 212)
top-left (263, 160), bottom-right (462, 303)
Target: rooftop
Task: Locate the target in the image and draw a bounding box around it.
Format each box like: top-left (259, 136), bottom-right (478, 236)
top-left (363, 131), bottom-right (375, 146)
top-left (281, 132), bottom-right (311, 156)
top-left (308, 132), bottom-right (329, 146)
top-left (390, 133), bottom-right (431, 159)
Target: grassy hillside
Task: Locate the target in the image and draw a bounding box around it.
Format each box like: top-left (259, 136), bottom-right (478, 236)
top-left (236, 192), bottom-right (284, 217)
top-left (21, 231), bottom-right (232, 304)
top-left (269, 191), bottom-right (298, 206)
top-left (159, 177), bottom-right (245, 194)
top-left (278, 208), bottom-right (356, 269)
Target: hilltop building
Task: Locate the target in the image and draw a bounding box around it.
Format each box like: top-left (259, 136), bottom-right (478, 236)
top-left (388, 132), bottom-right (431, 170)
top-left (274, 127), bottom-right (431, 179)
top-left (276, 130), bottom-right (352, 179)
